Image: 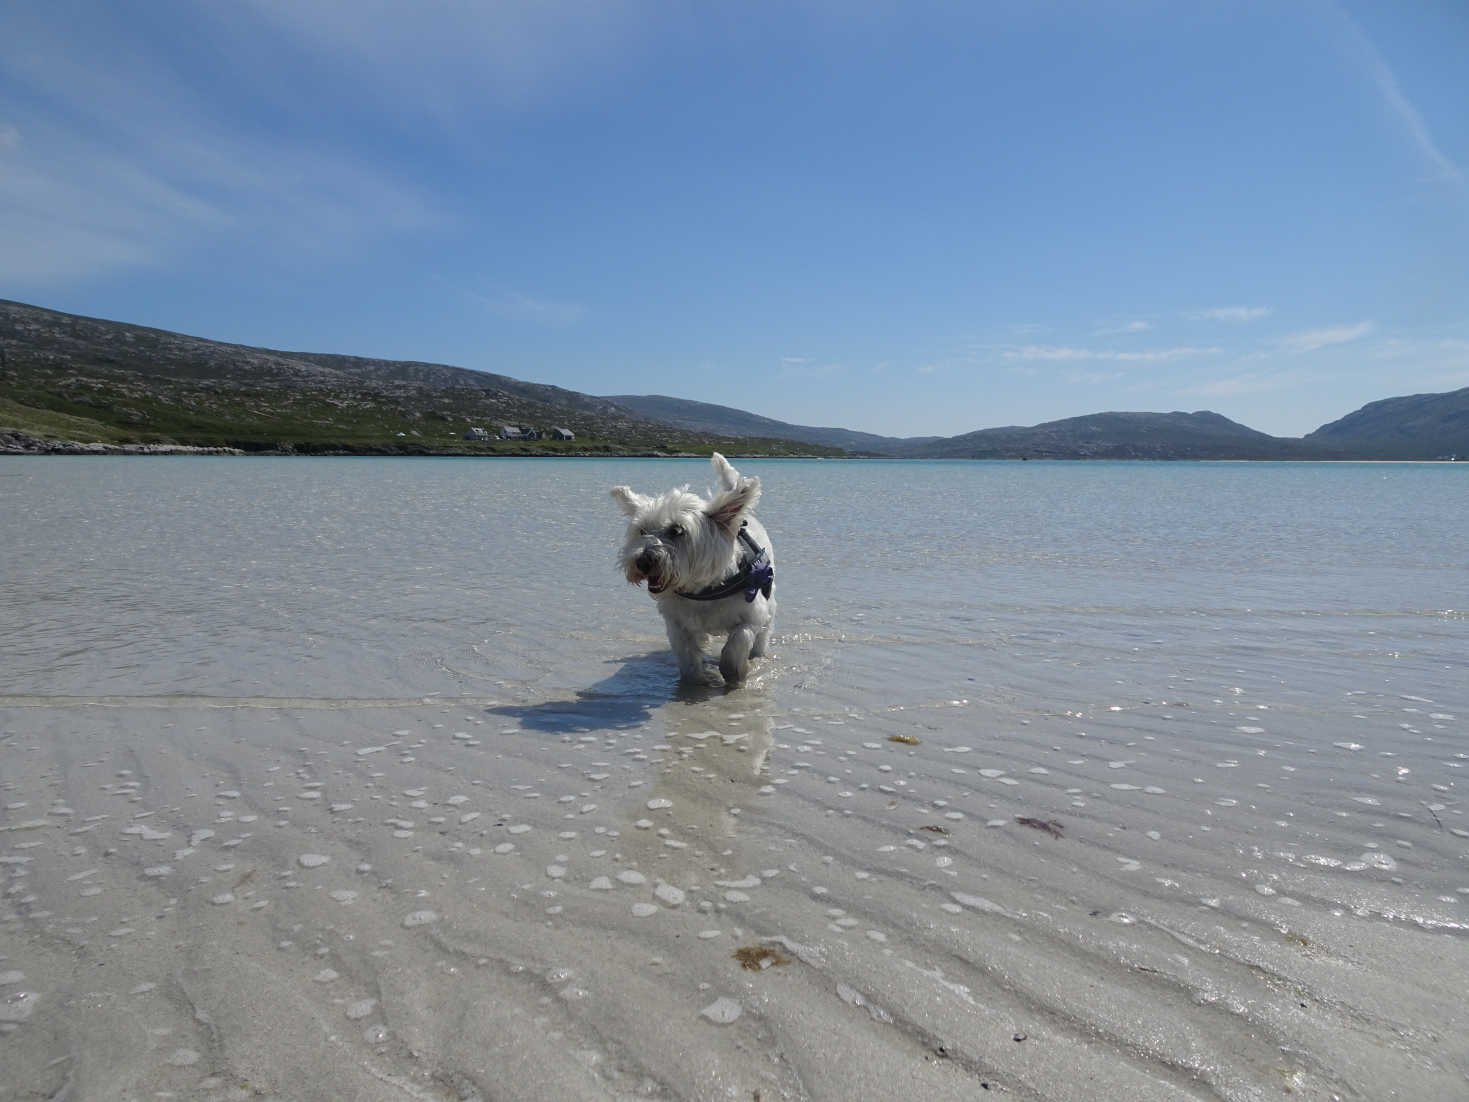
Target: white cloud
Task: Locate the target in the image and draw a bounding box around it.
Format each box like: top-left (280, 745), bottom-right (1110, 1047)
top-left (1005, 344), bottom-right (1219, 363)
top-left (1329, 5), bottom-right (1464, 189)
top-left (1183, 372), bottom-right (1291, 398)
top-left (1095, 319), bottom-right (1151, 335)
top-left (1373, 336), bottom-right (1469, 360)
top-left (1063, 369), bottom-right (1125, 385)
top-left (770, 355), bottom-right (844, 379)
top-left (1274, 322), bottom-right (1374, 353)
top-left (1189, 306), bottom-right (1272, 322)
top-left (236, 0), bottom-right (653, 120)
top-left (472, 290), bottom-right (585, 327)
top-left (0, 9), bottom-right (448, 285)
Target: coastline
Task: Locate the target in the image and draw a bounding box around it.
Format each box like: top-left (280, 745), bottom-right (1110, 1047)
top-left (2, 430), bottom-right (1462, 462)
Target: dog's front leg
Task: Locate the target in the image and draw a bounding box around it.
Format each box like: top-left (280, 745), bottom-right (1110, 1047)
top-left (664, 620), bottom-right (708, 680)
top-left (750, 600), bottom-right (775, 658)
top-left (719, 624), bottom-right (756, 685)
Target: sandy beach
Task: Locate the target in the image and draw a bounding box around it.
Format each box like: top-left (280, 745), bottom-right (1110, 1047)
top-left (4, 664), bottom-right (1466, 1101)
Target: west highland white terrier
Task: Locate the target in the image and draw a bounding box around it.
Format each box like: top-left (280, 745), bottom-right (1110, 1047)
top-left (612, 453), bottom-right (776, 685)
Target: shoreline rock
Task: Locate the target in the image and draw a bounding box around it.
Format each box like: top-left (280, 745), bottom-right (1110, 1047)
top-left (0, 432), bottom-right (244, 456)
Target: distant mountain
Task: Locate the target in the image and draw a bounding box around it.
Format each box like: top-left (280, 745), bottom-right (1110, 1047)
top-left (1305, 386), bottom-right (1469, 459)
top-left (603, 398), bottom-right (1301, 459)
top-left (903, 410), bottom-right (1296, 459)
top-left (604, 393), bottom-right (938, 454)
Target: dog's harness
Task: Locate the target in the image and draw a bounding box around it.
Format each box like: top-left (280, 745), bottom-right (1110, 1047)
top-left (677, 522), bottom-right (774, 603)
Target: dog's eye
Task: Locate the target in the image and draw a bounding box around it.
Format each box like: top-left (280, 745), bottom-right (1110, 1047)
top-left (665, 524), bottom-right (684, 540)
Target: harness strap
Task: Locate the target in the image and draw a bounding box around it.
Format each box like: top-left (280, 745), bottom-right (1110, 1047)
top-left (676, 523), bottom-right (774, 603)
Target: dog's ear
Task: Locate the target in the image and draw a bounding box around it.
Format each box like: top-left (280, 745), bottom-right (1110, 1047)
top-left (610, 486), bottom-right (651, 517)
top-left (704, 475), bottom-right (761, 535)
top-left (710, 452), bottom-right (739, 492)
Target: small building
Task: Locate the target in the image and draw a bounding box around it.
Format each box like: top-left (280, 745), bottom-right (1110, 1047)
top-left (463, 427), bottom-right (490, 441)
top-left (550, 427), bottom-right (575, 441)
top-left (498, 425), bottom-right (524, 440)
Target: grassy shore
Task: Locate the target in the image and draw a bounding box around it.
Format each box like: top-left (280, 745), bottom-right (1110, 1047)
top-left (0, 363), bottom-right (842, 458)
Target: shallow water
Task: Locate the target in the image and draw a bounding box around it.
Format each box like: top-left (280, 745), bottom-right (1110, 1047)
top-left (1, 457), bottom-right (1466, 1100)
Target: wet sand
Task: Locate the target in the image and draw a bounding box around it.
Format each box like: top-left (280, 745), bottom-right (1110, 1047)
top-left (3, 654), bottom-right (1466, 1101)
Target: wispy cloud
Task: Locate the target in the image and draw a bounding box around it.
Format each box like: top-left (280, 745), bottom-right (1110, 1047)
top-left (1375, 336), bottom-right (1469, 359)
top-left (1094, 319), bottom-right (1152, 336)
top-left (1274, 322), bottom-right (1374, 353)
top-left (1005, 344), bottom-right (1220, 363)
top-left (1371, 337), bottom-right (1469, 389)
top-left (470, 290), bottom-right (585, 326)
top-left (1329, 4), bottom-right (1464, 189)
top-left (0, 109), bottom-right (444, 284)
top-left (774, 357), bottom-right (844, 380)
top-left (1183, 372), bottom-right (1292, 398)
top-left (236, 0), bottom-right (652, 120)
top-left (1189, 306), bottom-right (1272, 322)
top-left (0, 5), bottom-right (449, 285)
top-left (1063, 369), bottom-right (1126, 385)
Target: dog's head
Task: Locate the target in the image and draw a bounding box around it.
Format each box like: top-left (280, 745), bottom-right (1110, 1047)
top-left (611, 453), bottom-right (761, 597)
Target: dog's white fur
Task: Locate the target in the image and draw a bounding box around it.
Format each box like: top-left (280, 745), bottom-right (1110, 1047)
top-left (612, 453), bottom-right (775, 685)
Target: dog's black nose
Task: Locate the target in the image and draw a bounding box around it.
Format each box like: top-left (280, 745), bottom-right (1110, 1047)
top-left (636, 549), bottom-right (657, 573)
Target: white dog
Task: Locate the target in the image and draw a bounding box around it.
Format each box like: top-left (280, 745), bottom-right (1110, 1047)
top-left (612, 453), bottom-right (775, 685)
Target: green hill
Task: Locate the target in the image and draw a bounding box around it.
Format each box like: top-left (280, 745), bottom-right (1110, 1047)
top-left (0, 300), bottom-right (836, 457)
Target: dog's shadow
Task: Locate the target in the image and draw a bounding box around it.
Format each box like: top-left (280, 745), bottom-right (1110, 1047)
top-left (486, 652), bottom-right (729, 733)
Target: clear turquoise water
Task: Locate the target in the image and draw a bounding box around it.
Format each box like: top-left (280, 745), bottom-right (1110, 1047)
top-left (2, 457), bottom-right (1463, 702)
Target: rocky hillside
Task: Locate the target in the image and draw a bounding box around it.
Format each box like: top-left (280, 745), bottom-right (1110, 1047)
top-left (604, 394), bottom-right (940, 455)
top-left (1304, 386), bottom-right (1469, 459)
top-left (0, 300), bottom-right (836, 456)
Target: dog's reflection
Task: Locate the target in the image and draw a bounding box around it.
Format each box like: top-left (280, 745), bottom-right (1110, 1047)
top-left (616, 681), bottom-right (776, 890)
top-left (485, 651), bottom-right (777, 892)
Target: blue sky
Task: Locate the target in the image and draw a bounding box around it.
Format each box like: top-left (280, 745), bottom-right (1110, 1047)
top-left (3, 1), bottom-right (1466, 439)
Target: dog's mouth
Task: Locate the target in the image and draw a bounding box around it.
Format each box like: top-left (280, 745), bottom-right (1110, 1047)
top-left (627, 548), bottom-right (673, 595)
